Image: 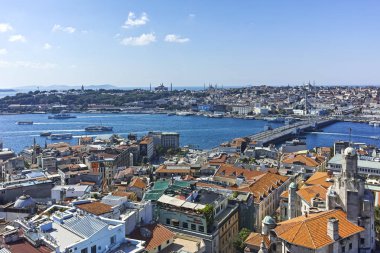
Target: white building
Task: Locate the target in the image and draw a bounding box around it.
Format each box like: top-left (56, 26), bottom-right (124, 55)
top-left (328, 153), bottom-right (380, 177)
top-left (51, 185), bottom-right (92, 202)
top-left (18, 209), bottom-right (145, 253)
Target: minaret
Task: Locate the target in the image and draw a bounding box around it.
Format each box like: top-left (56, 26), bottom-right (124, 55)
top-left (288, 182), bottom-right (297, 219)
top-left (170, 83), bottom-right (173, 92)
top-left (304, 91), bottom-right (308, 115)
top-left (149, 83), bottom-right (152, 91)
top-left (32, 137), bottom-right (36, 165)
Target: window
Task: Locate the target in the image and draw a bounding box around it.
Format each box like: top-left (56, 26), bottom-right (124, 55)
top-left (166, 218), bottom-right (170, 225)
top-left (91, 245), bottom-right (97, 253)
top-left (341, 246), bottom-right (345, 253)
top-left (81, 249), bottom-right (88, 253)
top-left (167, 240), bottom-right (170, 244)
top-left (199, 225), bottom-right (204, 232)
top-left (191, 224), bottom-right (196, 230)
top-left (172, 220), bottom-right (179, 227)
top-left (110, 235), bottom-right (116, 245)
top-left (361, 238), bottom-right (365, 244)
top-left (182, 222), bottom-right (188, 229)
top-left (349, 243), bottom-right (352, 250)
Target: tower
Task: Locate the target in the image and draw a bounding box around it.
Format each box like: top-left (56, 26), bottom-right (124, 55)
top-left (341, 147), bottom-right (358, 179)
top-left (170, 83), bottom-right (173, 92)
top-left (288, 182), bottom-right (297, 219)
top-left (304, 91), bottom-right (308, 115)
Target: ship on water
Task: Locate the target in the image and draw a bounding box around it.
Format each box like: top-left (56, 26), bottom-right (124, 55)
top-left (84, 126), bottom-right (113, 132)
top-left (40, 131), bottom-right (52, 137)
top-left (48, 111), bottom-right (76, 119)
top-left (16, 121), bottom-right (33, 125)
top-left (48, 133), bottom-right (73, 140)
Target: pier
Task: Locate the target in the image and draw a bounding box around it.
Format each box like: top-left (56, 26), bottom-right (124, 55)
top-left (248, 119), bottom-right (338, 145)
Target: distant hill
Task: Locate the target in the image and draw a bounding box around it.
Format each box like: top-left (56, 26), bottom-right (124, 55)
top-left (0, 89), bottom-right (16, 92)
top-left (15, 84), bottom-right (123, 91)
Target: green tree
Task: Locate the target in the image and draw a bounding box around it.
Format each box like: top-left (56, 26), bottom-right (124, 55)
top-left (375, 206), bottom-right (380, 240)
top-left (200, 204), bottom-right (214, 232)
top-left (233, 228), bottom-right (251, 252)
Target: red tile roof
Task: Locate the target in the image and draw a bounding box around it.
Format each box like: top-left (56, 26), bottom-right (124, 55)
top-left (304, 172), bottom-right (333, 189)
top-left (129, 224), bottom-right (175, 251)
top-left (244, 232), bottom-right (270, 249)
top-left (76, 201), bottom-right (112, 215)
top-left (214, 164), bottom-right (264, 180)
top-left (274, 209), bottom-right (364, 249)
top-left (238, 173), bottom-right (289, 203)
top-left (296, 185), bottom-right (327, 205)
top-left (129, 177), bottom-right (147, 189)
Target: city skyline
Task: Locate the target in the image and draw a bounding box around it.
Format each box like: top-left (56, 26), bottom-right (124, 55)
top-left (1, 0), bottom-right (380, 88)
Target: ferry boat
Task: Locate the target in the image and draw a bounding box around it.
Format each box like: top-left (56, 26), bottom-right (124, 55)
top-left (48, 133), bottom-right (73, 140)
top-left (84, 126), bottom-right (113, 132)
top-left (40, 131), bottom-right (52, 137)
top-left (48, 112), bottom-right (76, 119)
top-left (176, 111), bottom-right (195, 116)
top-left (17, 121), bottom-right (33, 125)
top-left (265, 117), bottom-right (285, 123)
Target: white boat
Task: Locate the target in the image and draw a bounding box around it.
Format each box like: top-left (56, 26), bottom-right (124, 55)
top-left (48, 133), bottom-right (73, 140)
top-left (48, 111), bottom-right (76, 119)
top-left (176, 111), bottom-right (195, 116)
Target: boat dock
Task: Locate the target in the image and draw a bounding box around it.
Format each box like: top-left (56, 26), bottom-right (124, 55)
top-left (248, 119), bottom-right (338, 145)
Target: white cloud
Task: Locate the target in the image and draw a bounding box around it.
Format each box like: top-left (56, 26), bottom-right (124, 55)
top-left (0, 23), bottom-right (13, 33)
top-left (121, 33), bottom-right (156, 46)
top-left (189, 13), bottom-right (196, 19)
top-left (0, 48), bottom-right (7, 55)
top-left (52, 24), bottom-right (76, 33)
top-left (8, 34), bottom-right (26, 43)
top-left (43, 43), bottom-right (52, 50)
top-left (122, 12), bottom-right (149, 29)
top-left (164, 34), bottom-right (190, 43)
top-left (0, 60), bottom-right (56, 69)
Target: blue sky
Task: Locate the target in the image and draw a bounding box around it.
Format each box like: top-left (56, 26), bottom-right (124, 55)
top-left (0, 0), bottom-right (380, 88)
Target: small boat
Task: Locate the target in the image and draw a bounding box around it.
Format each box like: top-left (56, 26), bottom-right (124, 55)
top-left (85, 126), bottom-right (113, 132)
top-left (48, 111), bottom-right (76, 119)
top-left (176, 111), bottom-right (195, 116)
top-left (40, 131), bottom-right (52, 137)
top-left (167, 112), bottom-right (175, 116)
top-left (48, 133), bottom-right (73, 140)
top-left (264, 124), bottom-right (273, 131)
top-left (17, 121), bottom-right (33, 125)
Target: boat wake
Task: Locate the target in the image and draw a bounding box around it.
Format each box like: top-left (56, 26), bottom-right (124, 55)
top-left (308, 132), bottom-right (380, 140)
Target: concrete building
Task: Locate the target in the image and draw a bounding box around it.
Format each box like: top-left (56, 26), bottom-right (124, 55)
top-left (275, 147), bottom-right (376, 252)
top-left (139, 137), bottom-right (154, 160)
top-left (51, 185), bottom-right (92, 203)
top-left (156, 189), bottom-right (239, 253)
top-left (0, 178), bottom-right (54, 204)
top-left (148, 131), bottom-right (180, 149)
top-left (328, 153), bottom-right (380, 177)
top-left (16, 208), bottom-right (145, 253)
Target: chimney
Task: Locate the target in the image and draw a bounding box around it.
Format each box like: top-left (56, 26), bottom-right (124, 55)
top-left (327, 218), bottom-right (339, 241)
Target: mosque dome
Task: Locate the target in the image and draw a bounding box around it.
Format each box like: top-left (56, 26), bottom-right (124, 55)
top-left (14, 194), bottom-right (36, 209)
top-left (344, 147), bottom-right (356, 157)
